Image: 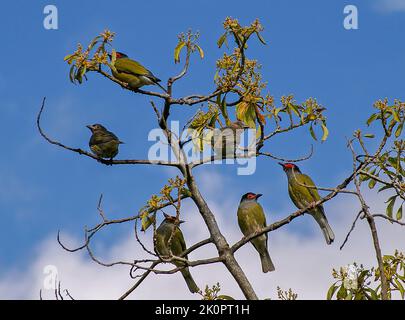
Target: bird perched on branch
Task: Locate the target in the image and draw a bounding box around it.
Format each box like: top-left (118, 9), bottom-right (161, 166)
top-left (237, 192), bottom-right (275, 273)
top-left (109, 52), bottom-right (166, 91)
top-left (211, 120), bottom-right (249, 158)
top-left (155, 214), bottom-right (199, 293)
top-left (279, 162), bottom-right (335, 245)
top-left (86, 124), bottom-right (123, 160)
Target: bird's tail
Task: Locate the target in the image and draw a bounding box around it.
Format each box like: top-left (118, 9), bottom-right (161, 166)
top-left (180, 268), bottom-right (199, 293)
top-left (260, 250), bottom-right (275, 273)
top-left (313, 209), bottom-right (335, 245)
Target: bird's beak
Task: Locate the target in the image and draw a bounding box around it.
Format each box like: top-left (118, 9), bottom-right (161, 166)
top-left (278, 162), bottom-right (285, 168)
top-left (255, 194), bottom-right (263, 199)
top-left (86, 125), bottom-right (93, 131)
top-left (179, 219), bottom-right (186, 224)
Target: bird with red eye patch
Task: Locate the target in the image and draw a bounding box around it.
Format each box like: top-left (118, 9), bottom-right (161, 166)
top-left (278, 162), bottom-right (335, 245)
top-left (108, 51), bottom-right (166, 92)
top-left (237, 192), bottom-right (275, 273)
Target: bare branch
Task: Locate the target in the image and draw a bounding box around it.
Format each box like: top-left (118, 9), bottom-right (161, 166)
top-left (37, 98), bottom-right (179, 168)
top-left (372, 214), bottom-right (405, 226)
top-left (340, 210), bottom-right (363, 250)
top-left (258, 144), bottom-right (314, 163)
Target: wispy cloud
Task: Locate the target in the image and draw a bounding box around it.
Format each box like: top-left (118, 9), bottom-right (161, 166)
top-left (1, 175), bottom-right (404, 300)
top-left (374, 0), bottom-right (405, 12)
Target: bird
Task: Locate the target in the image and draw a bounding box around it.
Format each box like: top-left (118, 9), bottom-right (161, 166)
top-left (86, 124), bottom-right (123, 160)
top-left (109, 51), bottom-right (166, 91)
top-left (155, 214), bottom-right (199, 293)
top-left (237, 192), bottom-right (275, 273)
top-left (211, 120), bottom-right (249, 158)
top-left (278, 162), bottom-right (335, 245)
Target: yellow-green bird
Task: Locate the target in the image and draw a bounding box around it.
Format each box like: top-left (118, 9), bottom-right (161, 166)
top-left (237, 192), bottom-right (275, 273)
top-left (109, 52), bottom-right (166, 91)
top-left (155, 214), bottom-right (199, 293)
top-left (87, 124), bottom-right (123, 160)
top-left (279, 162), bottom-right (335, 245)
top-left (211, 120), bottom-right (249, 157)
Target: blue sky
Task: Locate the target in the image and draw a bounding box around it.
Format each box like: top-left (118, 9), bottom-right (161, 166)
top-left (1, 0), bottom-right (404, 298)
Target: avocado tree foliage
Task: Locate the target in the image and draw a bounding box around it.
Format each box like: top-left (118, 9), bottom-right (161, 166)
top-left (37, 18), bottom-right (404, 300)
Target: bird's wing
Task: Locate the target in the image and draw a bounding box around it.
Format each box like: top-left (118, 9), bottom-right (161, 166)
top-left (89, 132), bottom-right (117, 145)
top-left (237, 203), bottom-right (267, 234)
top-left (115, 58), bottom-right (159, 81)
top-left (171, 227), bottom-right (188, 259)
top-left (106, 130), bottom-right (120, 142)
top-left (300, 174), bottom-right (321, 201)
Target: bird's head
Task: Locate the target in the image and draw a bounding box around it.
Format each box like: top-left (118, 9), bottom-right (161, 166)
top-left (108, 52), bottom-right (128, 60)
top-left (86, 123), bottom-right (107, 133)
top-left (278, 162), bottom-right (301, 173)
top-left (240, 192), bottom-right (262, 203)
top-left (163, 213), bottom-right (185, 225)
top-left (232, 120), bottom-right (250, 130)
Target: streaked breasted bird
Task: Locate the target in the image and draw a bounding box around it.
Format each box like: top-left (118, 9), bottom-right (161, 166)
top-left (237, 192), bottom-right (275, 273)
top-left (109, 52), bottom-right (165, 91)
top-left (279, 162), bottom-right (335, 245)
top-left (211, 120), bottom-right (249, 158)
top-left (86, 124), bottom-right (123, 160)
top-left (155, 214), bottom-right (199, 293)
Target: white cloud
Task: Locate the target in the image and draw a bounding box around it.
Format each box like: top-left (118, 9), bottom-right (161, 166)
top-left (1, 176), bottom-right (404, 300)
top-left (374, 0), bottom-right (405, 12)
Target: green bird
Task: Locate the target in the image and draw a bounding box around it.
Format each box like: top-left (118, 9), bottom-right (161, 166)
top-left (237, 192), bottom-right (275, 273)
top-left (279, 162), bottom-right (335, 245)
top-left (155, 214), bottom-right (199, 293)
top-left (109, 52), bottom-right (166, 91)
top-left (86, 124), bottom-right (123, 160)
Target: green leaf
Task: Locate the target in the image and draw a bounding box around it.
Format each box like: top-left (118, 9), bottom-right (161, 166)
top-left (196, 45), bottom-right (204, 59)
top-left (288, 103), bottom-right (300, 117)
top-left (394, 277), bottom-right (405, 299)
top-left (368, 178), bottom-right (377, 189)
top-left (378, 184), bottom-right (392, 193)
top-left (214, 70), bottom-right (219, 81)
top-left (216, 295), bottom-right (235, 300)
top-left (391, 110), bottom-right (401, 122)
top-left (364, 134), bottom-right (375, 138)
top-left (69, 65), bottom-right (76, 83)
top-left (367, 288), bottom-right (379, 300)
top-left (76, 66), bottom-right (87, 84)
top-left (396, 205), bottom-right (403, 221)
top-left (255, 31), bottom-right (266, 45)
top-left (336, 285), bottom-right (347, 300)
top-left (174, 41), bottom-right (186, 64)
top-left (110, 49), bottom-right (117, 66)
top-left (386, 196), bottom-right (396, 219)
top-left (64, 54), bottom-right (74, 61)
top-left (395, 123), bottom-right (403, 138)
top-left (141, 213), bottom-right (156, 232)
top-left (327, 284), bottom-right (338, 300)
top-left (388, 157), bottom-right (399, 170)
top-left (309, 124), bottom-right (317, 141)
top-left (217, 33), bottom-right (227, 48)
top-left (366, 113), bottom-right (378, 126)
top-left (321, 122), bottom-right (329, 142)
